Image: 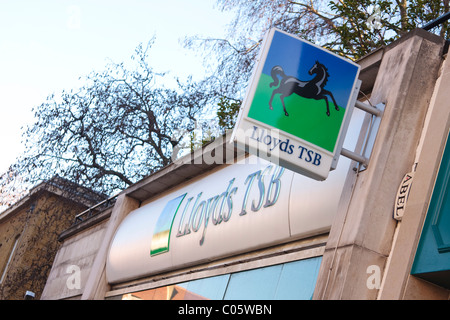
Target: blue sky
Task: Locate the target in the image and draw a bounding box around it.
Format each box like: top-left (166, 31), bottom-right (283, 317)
top-left (0, 0), bottom-right (232, 173)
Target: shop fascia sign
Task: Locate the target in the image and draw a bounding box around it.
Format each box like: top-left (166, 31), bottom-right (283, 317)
top-left (150, 163), bottom-right (285, 256)
top-left (231, 28), bottom-right (361, 181)
top-left (107, 155), bottom-right (341, 283)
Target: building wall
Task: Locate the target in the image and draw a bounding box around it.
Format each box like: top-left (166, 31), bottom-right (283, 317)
top-left (40, 218), bottom-right (109, 300)
top-left (0, 191), bottom-right (88, 300)
top-left (313, 29), bottom-right (450, 300)
top-left (379, 45), bottom-right (450, 300)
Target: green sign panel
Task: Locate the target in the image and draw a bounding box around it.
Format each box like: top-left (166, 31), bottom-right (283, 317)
top-left (232, 29), bottom-right (360, 180)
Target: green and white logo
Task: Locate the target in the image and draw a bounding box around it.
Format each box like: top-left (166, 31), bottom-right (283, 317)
top-left (150, 193), bottom-right (186, 256)
top-left (149, 164), bottom-right (285, 256)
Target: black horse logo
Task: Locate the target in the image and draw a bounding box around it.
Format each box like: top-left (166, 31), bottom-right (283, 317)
top-left (268, 61), bottom-right (339, 117)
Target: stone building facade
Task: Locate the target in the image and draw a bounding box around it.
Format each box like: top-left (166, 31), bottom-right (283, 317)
top-left (40, 29), bottom-right (450, 300)
top-left (0, 177), bottom-right (105, 299)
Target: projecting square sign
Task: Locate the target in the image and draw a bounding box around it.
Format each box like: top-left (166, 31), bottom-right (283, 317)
top-left (231, 28), bottom-right (360, 180)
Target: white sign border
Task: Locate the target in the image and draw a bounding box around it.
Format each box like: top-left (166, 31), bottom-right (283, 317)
top-left (231, 28), bottom-right (361, 181)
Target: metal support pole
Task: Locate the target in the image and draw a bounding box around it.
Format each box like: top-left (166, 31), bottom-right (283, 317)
top-left (355, 100), bottom-right (382, 117)
top-left (340, 147), bottom-right (369, 167)
top-left (339, 102), bottom-right (385, 169)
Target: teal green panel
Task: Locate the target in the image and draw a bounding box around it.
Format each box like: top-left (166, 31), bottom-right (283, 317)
top-left (412, 131), bottom-right (450, 288)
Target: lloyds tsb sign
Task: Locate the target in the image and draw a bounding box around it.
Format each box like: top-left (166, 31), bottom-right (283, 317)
top-left (106, 155), bottom-right (339, 284)
top-left (232, 28), bottom-right (360, 181)
top-left (150, 164), bottom-right (284, 255)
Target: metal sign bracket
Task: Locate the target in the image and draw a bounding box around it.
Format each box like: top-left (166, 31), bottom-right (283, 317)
top-left (339, 101), bottom-right (385, 171)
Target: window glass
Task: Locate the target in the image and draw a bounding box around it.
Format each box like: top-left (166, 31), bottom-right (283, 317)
top-left (177, 274), bottom-right (230, 300)
top-left (223, 264), bottom-right (283, 300)
top-left (110, 256), bottom-right (322, 300)
top-left (274, 256), bottom-right (322, 299)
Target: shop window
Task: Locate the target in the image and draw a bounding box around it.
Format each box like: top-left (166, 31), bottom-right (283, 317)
top-left (411, 132), bottom-right (450, 289)
top-left (224, 257), bottom-right (321, 300)
top-left (273, 257), bottom-right (322, 299)
top-left (112, 256), bottom-right (322, 300)
top-left (176, 274), bottom-right (230, 300)
top-left (223, 264), bottom-right (283, 300)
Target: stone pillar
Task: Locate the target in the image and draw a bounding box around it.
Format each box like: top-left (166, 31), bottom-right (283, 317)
top-left (81, 193), bottom-right (139, 300)
top-left (313, 29), bottom-right (445, 299)
top-left (378, 44), bottom-right (450, 300)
